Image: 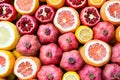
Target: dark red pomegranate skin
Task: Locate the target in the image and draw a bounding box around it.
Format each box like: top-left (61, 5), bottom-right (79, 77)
top-left (37, 23), bottom-right (59, 44)
top-left (58, 32), bottom-right (79, 51)
top-left (16, 35), bottom-right (41, 56)
top-left (102, 63), bottom-right (120, 80)
top-left (37, 65), bottom-right (63, 80)
top-left (60, 50), bottom-right (84, 71)
top-left (40, 43), bottom-right (63, 65)
top-left (79, 64), bottom-right (102, 80)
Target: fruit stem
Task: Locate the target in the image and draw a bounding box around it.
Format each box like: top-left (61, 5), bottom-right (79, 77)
top-left (103, 30), bottom-right (108, 36)
top-left (47, 73), bottom-right (53, 80)
top-left (45, 28), bottom-right (51, 35)
top-left (69, 57), bottom-right (76, 64)
top-left (89, 73), bottom-right (95, 80)
top-left (46, 52), bottom-right (52, 57)
top-left (25, 42), bottom-right (31, 49)
top-left (66, 38), bottom-right (72, 43)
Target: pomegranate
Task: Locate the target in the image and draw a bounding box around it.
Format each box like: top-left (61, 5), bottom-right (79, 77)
top-left (58, 32), bottom-right (78, 51)
top-left (80, 6), bottom-right (100, 27)
top-left (40, 43), bottom-right (63, 65)
top-left (66, 0), bottom-right (87, 9)
top-left (35, 5), bottom-right (55, 23)
top-left (79, 64), bottom-right (102, 80)
top-left (16, 15), bottom-right (38, 35)
top-left (37, 65), bottom-right (63, 80)
top-left (37, 23), bottom-right (59, 44)
top-left (0, 3), bottom-right (17, 21)
top-left (111, 43), bottom-right (120, 64)
top-left (102, 63), bottom-right (120, 80)
top-left (60, 50), bottom-right (84, 71)
top-left (16, 35), bottom-right (41, 56)
top-left (93, 22), bottom-right (114, 43)
top-left (0, 0), bottom-right (10, 3)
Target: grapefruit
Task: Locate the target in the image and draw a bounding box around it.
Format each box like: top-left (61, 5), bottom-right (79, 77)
top-left (53, 7), bottom-right (80, 34)
top-left (100, 0), bottom-right (120, 25)
top-left (115, 26), bottom-right (120, 42)
top-left (80, 40), bottom-right (111, 67)
top-left (0, 50), bottom-right (15, 77)
top-left (14, 56), bottom-right (41, 80)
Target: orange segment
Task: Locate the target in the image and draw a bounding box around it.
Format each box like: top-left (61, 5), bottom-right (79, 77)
top-left (79, 40), bottom-right (111, 67)
top-left (46, 0), bottom-right (65, 9)
top-left (88, 0), bottom-right (106, 8)
top-left (14, 0), bottom-right (39, 15)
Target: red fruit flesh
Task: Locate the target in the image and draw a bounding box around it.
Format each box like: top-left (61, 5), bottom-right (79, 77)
top-left (80, 6), bottom-right (100, 27)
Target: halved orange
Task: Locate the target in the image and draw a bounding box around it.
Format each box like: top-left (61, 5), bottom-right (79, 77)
top-left (46, 0), bottom-right (65, 9)
top-left (14, 56), bottom-right (41, 80)
top-left (100, 0), bottom-right (120, 25)
top-left (88, 0), bottom-right (106, 8)
top-left (14, 0), bottom-right (39, 15)
top-left (79, 39), bottom-right (111, 67)
top-left (0, 50), bottom-right (15, 77)
top-left (53, 7), bottom-right (80, 34)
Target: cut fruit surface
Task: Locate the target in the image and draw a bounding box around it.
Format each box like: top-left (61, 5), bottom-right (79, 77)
top-left (100, 0), bottom-right (120, 25)
top-left (14, 56), bottom-right (41, 80)
top-left (0, 50), bottom-right (15, 77)
top-left (62, 71), bottom-right (80, 80)
top-left (80, 40), bottom-right (111, 67)
top-left (0, 21), bottom-right (20, 50)
top-left (75, 25), bottom-right (93, 44)
top-left (53, 7), bottom-right (80, 34)
top-left (14, 0), bottom-right (39, 15)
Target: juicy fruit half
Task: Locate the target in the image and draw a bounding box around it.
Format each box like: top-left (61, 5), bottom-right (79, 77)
top-left (0, 21), bottom-right (20, 50)
top-left (80, 40), bottom-right (111, 67)
top-left (0, 50), bottom-right (15, 77)
top-left (62, 71), bottom-right (80, 80)
top-left (100, 0), bottom-right (120, 25)
top-left (75, 25), bottom-right (93, 44)
top-left (53, 7), bottom-right (80, 34)
top-left (14, 56), bottom-right (41, 80)
top-left (14, 0), bottom-right (39, 15)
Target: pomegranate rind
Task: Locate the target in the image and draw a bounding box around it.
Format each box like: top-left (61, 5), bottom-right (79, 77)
top-left (80, 40), bottom-right (111, 67)
top-left (53, 7), bottom-right (80, 34)
top-left (14, 56), bottom-right (41, 80)
top-left (100, 0), bottom-right (120, 25)
top-left (0, 50), bottom-right (15, 77)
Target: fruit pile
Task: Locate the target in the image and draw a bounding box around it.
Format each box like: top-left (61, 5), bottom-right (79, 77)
top-left (1, 0), bottom-right (120, 80)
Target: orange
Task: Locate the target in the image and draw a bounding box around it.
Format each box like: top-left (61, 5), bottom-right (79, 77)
top-left (88, 0), bottom-right (106, 8)
top-left (12, 49), bottom-right (22, 59)
top-left (46, 0), bottom-right (65, 9)
top-left (75, 25), bottom-right (93, 44)
top-left (115, 26), bottom-right (120, 42)
top-left (0, 50), bottom-right (15, 77)
top-left (53, 7), bottom-right (80, 34)
top-left (14, 56), bottom-right (41, 80)
top-left (100, 0), bottom-right (120, 25)
top-left (0, 78), bottom-right (6, 80)
top-left (14, 0), bottom-right (39, 15)
top-left (79, 39), bottom-right (111, 67)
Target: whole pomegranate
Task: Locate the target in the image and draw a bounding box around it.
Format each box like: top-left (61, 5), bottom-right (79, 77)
top-left (37, 65), bottom-right (63, 80)
top-left (79, 64), bottom-right (102, 80)
top-left (16, 35), bottom-right (41, 56)
top-left (40, 43), bottom-right (63, 65)
top-left (60, 50), bottom-right (84, 71)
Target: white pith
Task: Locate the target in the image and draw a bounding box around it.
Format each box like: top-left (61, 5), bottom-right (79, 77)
top-left (105, 1), bottom-right (120, 22)
top-left (0, 52), bottom-right (9, 75)
top-left (64, 74), bottom-right (79, 80)
top-left (85, 41), bottom-right (109, 64)
top-left (0, 22), bottom-right (15, 48)
top-left (14, 58), bottom-right (37, 79)
top-left (54, 7), bottom-right (79, 32)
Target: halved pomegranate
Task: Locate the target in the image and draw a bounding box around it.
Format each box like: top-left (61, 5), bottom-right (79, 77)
top-left (16, 15), bottom-right (38, 35)
top-left (66, 0), bottom-right (87, 9)
top-left (35, 5), bottom-right (55, 23)
top-left (0, 3), bottom-right (17, 21)
top-left (80, 6), bottom-right (100, 27)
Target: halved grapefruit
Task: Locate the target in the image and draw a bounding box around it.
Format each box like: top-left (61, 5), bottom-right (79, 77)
top-left (53, 7), bottom-right (80, 34)
top-left (0, 50), bottom-right (15, 77)
top-left (14, 56), bottom-right (41, 80)
top-left (100, 0), bottom-right (120, 25)
top-left (79, 39), bottom-right (111, 67)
